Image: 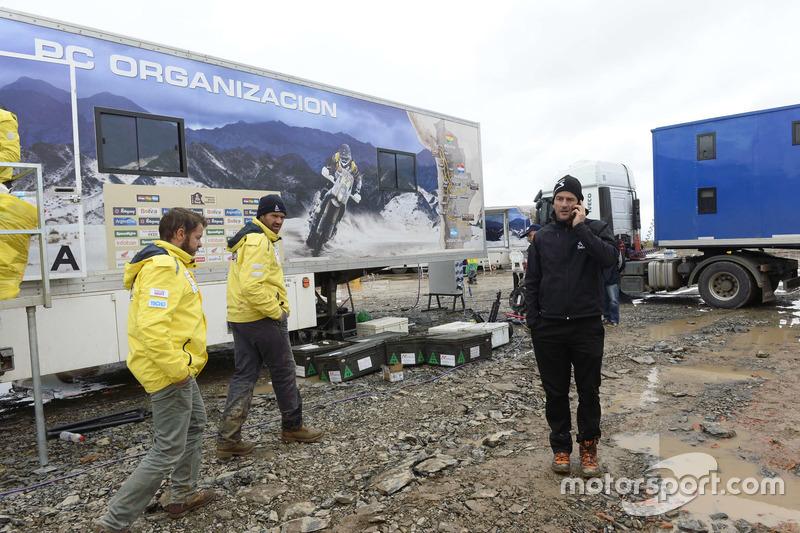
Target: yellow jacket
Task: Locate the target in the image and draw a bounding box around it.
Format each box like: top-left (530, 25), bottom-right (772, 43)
top-left (123, 241), bottom-right (208, 393)
top-left (0, 110), bottom-right (20, 183)
top-left (226, 218), bottom-right (290, 323)
top-left (0, 193), bottom-right (37, 299)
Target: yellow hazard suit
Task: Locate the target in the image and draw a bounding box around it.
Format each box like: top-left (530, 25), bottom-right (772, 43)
top-left (0, 109), bottom-right (20, 183)
top-left (123, 240), bottom-right (208, 393)
top-left (0, 193), bottom-right (37, 299)
top-left (226, 218), bottom-right (290, 323)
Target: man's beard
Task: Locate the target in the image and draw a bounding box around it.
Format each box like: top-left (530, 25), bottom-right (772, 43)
top-left (180, 234), bottom-right (196, 256)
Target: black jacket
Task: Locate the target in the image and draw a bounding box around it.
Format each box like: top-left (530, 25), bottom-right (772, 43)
top-left (524, 218), bottom-right (618, 325)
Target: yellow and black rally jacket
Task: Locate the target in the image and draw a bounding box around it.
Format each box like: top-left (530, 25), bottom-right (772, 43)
top-left (226, 218), bottom-right (290, 323)
top-left (123, 240), bottom-right (207, 393)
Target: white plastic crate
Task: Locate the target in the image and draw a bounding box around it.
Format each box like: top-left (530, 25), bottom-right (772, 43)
top-left (356, 316), bottom-right (409, 337)
top-left (426, 322), bottom-right (474, 335)
top-left (464, 322), bottom-right (510, 348)
top-left (428, 321), bottom-right (509, 348)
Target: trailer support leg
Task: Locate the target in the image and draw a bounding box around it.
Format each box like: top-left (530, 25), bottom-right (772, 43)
top-left (26, 306), bottom-right (48, 466)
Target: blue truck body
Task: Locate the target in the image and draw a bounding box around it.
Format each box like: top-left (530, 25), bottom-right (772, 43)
top-left (652, 104), bottom-right (800, 248)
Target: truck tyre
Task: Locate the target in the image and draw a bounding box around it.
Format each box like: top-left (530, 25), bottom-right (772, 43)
top-left (697, 262), bottom-right (754, 309)
top-left (391, 267), bottom-right (408, 274)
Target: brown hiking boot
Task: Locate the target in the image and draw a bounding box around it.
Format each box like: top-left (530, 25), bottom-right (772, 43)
top-left (579, 439), bottom-right (600, 478)
top-left (168, 489), bottom-right (216, 519)
top-left (216, 439), bottom-right (255, 459)
top-left (282, 424), bottom-right (323, 443)
top-left (551, 452), bottom-right (571, 474)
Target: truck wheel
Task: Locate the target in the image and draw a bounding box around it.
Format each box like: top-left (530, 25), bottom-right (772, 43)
top-left (697, 262), bottom-right (753, 309)
top-left (391, 267), bottom-right (408, 274)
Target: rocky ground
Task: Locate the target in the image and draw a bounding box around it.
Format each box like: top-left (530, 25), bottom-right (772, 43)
top-left (0, 269), bottom-right (799, 533)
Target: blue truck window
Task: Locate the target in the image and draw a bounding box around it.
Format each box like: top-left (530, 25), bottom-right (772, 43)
top-left (698, 187), bottom-right (717, 214)
top-left (94, 107), bottom-right (188, 177)
top-left (377, 149), bottom-right (417, 192)
top-left (793, 120), bottom-right (800, 146)
top-left (697, 132), bottom-right (716, 160)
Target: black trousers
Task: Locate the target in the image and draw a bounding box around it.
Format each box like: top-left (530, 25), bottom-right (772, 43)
top-left (531, 316), bottom-right (604, 453)
top-left (218, 314), bottom-right (303, 444)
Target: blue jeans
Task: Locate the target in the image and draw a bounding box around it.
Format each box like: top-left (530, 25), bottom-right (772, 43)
top-left (218, 313), bottom-right (302, 444)
top-left (99, 378), bottom-right (207, 530)
top-left (603, 284), bottom-right (620, 324)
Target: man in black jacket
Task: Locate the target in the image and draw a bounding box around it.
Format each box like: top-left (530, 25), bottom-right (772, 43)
top-left (524, 175), bottom-right (618, 477)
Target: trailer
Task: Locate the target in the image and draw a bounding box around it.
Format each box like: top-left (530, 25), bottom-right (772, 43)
top-left (623, 105), bottom-right (800, 308)
top-left (484, 205), bottom-right (533, 268)
top-left (0, 8), bottom-right (486, 382)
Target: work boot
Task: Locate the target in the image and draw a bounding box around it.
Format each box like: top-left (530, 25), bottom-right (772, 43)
top-left (551, 452), bottom-right (571, 474)
top-left (168, 489), bottom-right (216, 519)
top-left (579, 438), bottom-right (600, 478)
top-left (282, 424), bottom-right (323, 443)
top-left (216, 440), bottom-right (255, 459)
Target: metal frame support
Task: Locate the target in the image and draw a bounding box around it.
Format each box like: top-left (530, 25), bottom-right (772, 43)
top-left (0, 162), bottom-right (51, 465)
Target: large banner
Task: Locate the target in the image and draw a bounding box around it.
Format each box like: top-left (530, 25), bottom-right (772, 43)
top-left (0, 14), bottom-right (484, 278)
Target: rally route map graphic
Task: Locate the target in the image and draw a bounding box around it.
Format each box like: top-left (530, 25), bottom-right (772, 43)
top-left (432, 120), bottom-right (479, 249)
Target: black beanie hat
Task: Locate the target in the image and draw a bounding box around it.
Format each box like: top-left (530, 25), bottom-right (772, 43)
top-left (257, 194), bottom-right (287, 217)
top-left (553, 175), bottom-right (584, 202)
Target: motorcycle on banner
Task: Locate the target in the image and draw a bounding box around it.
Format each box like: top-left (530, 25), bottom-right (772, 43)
top-left (306, 165), bottom-right (361, 256)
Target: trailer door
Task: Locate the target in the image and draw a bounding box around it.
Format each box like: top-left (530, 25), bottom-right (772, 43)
top-left (0, 52), bottom-right (88, 279)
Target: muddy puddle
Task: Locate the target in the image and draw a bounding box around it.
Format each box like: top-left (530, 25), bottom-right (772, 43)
top-left (660, 364), bottom-right (776, 383)
top-left (645, 313), bottom-right (727, 340)
top-left (612, 427), bottom-right (800, 528)
top-left (604, 362), bottom-right (775, 414)
top-left (776, 298), bottom-right (800, 327)
top-left (604, 367), bottom-right (660, 413)
top-left (643, 311), bottom-right (800, 352)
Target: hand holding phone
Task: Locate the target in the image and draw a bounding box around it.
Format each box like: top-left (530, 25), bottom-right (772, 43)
top-left (571, 200), bottom-right (586, 226)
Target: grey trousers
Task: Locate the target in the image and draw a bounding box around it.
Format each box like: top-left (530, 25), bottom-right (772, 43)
top-left (218, 313), bottom-right (302, 444)
top-left (99, 378), bottom-right (207, 530)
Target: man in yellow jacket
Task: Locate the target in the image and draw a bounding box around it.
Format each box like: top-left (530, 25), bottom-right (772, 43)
top-left (0, 104), bottom-right (36, 300)
top-left (96, 208), bottom-right (215, 533)
top-left (0, 104), bottom-right (20, 184)
top-left (217, 194), bottom-right (323, 459)
top-left (0, 181), bottom-right (37, 300)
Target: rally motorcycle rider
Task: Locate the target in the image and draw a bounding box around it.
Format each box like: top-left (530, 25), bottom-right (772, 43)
top-left (307, 144), bottom-right (362, 240)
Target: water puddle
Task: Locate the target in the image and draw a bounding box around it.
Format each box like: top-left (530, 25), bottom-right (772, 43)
top-left (718, 327), bottom-right (800, 357)
top-left (660, 364), bottom-right (775, 383)
top-left (604, 367), bottom-right (660, 413)
top-left (645, 314), bottom-right (724, 341)
top-left (775, 298), bottom-right (800, 327)
top-left (613, 428), bottom-right (800, 528)
top-left (605, 361), bottom-right (775, 414)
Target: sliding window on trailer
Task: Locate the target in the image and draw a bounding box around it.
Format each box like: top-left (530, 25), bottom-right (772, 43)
top-left (377, 149), bottom-right (417, 192)
top-left (94, 107), bottom-right (188, 177)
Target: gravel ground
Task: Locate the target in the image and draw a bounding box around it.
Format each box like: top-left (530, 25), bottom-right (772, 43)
top-left (0, 269), bottom-right (799, 533)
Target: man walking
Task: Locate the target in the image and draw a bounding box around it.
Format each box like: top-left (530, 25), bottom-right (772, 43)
top-left (524, 176), bottom-right (618, 478)
top-left (217, 194), bottom-right (323, 459)
top-left (96, 208), bottom-right (214, 532)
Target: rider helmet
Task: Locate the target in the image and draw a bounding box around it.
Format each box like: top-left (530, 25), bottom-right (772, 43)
top-left (337, 144), bottom-right (352, 169)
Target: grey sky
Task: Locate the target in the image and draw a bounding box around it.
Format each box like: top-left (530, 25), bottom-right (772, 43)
top-left (4, 0), bottom-right (799, 232)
